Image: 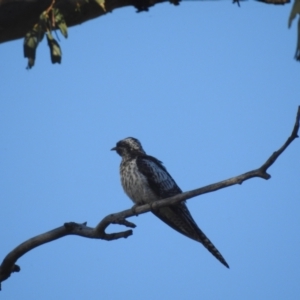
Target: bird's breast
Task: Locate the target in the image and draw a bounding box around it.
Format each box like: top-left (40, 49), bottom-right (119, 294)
top-left (120, 159), bottom-right (157, 205)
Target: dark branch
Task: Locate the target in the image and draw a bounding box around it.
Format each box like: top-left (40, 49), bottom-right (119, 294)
top-left (0, 0), bottom-right (291, 44)
top-left (97, 106), bottom-right (299, 220)
top-left (0, 0), bottom-right (165, 44)
top-left (0, 106), bottom-right (299, 290)
top-left (0, 221), bottom-right (134, 289)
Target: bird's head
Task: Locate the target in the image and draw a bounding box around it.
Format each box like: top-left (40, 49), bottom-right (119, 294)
top-left (111, 137), bottom-right (146, 158)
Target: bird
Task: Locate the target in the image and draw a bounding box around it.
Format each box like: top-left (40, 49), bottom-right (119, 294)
top-left (111, 137), bottom-right (229, 268)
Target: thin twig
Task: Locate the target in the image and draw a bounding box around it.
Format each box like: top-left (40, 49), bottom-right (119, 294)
top-left (45, 0), bottom-right (56, 14)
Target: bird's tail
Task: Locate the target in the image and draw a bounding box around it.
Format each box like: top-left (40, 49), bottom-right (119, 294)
top-left (153, 203), bottom-right (229, 268)
top-left (193, 225), bottom-right (229, 269)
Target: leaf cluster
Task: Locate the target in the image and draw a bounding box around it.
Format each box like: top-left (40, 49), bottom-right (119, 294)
top-left (23, 7), bottom-right (68, 69)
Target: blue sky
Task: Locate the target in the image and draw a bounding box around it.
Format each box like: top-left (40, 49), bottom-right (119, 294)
top-left (1, 2), bottom-right (299, 299)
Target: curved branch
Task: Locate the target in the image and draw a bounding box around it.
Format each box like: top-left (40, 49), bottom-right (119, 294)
top-left (96, 106), bottom-right (299, 221)
top-left (0, 221), bottom-right (134, 290)
top-left (0, 106), bottom-right (299, 290)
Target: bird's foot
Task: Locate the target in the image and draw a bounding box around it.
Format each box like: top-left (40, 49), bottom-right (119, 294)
top-left (131, 204), bottom-right (140, 216)
top-left (149, 201), bottom-right (159, 213)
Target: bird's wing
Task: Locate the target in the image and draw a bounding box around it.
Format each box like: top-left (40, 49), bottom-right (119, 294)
top-left (136, 155), bottom-right (229, 268)
top-left (136, 155), bottom-right (182, 198)
top-left (136, 155), bottom-right (197, 236)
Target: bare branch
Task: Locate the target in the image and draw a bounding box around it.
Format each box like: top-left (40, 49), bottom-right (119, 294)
top-left (0, 221), bottom-right (134, 289)
top-left (0, 106), bottom-right (299, 290)
top-left (97, 106), bottom-right (299, 221)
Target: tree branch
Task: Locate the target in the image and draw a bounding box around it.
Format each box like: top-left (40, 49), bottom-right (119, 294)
top-left (0, 106), bottom-right (299, 290)
top-left (0, 0), bottom-right (291, 44)
top-left (0, 0), bottom-right (166, 44)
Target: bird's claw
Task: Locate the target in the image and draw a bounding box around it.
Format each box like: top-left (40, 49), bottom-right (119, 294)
top-left (131, 204), bottom-right (140, 216)
top-left (149, 202), bottom-right (159, 213)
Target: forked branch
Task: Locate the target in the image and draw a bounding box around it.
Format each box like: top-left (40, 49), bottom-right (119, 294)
top-left (0, 106), bottom-right (299, 290)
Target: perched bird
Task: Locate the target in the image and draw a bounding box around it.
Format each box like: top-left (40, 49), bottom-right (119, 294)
top-left (111, 137), bottom-right (229, 268)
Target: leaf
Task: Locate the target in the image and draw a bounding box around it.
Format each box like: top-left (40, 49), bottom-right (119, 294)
top-left (53, 8), bottom-right (68, 38)
top-left (37, 25), bottom-right (45, 43)
top-left (23, 27), bottom-right (39, 69)
top-left (46, 32), bottom-right (62, 64)
top-left (288, 0), bottom-right (300, 28)
top-left (38, 11), bottom-right (52, 34)
top-left (94, 0), bottom-right (106, 12)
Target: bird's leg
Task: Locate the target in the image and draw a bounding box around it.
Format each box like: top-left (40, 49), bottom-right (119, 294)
top-left (131, 204), bottom-right (140, 216)
top-left (149, 201), bottom-right (159, 213)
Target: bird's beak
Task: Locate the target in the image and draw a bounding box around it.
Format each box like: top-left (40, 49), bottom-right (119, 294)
top-left (111, 147), bottom-right (117, 151)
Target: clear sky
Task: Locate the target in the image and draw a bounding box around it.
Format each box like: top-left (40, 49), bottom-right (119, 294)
top-left (0, 2), bottom-right (299, 299)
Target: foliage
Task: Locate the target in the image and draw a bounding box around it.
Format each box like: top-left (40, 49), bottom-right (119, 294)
top-left (23, 0), bottom-right (105, 69)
